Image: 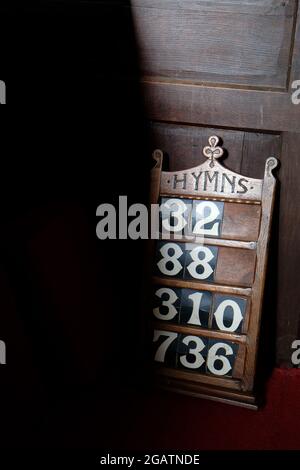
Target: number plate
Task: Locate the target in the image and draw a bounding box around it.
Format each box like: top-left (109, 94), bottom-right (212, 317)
top-left (159, 197), bottom-right (261, 241)
top-left (155, 241), bottom-right (218, 282)
top-left (149, 136), bottom-right (278, 406)
top-left (153, 287), bottom-right (247, 333)
top-left (153, 330), bottom-right (238, 378)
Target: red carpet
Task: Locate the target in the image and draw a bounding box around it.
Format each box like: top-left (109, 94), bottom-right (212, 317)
top-left (119, 369), bottom-right (300, 450)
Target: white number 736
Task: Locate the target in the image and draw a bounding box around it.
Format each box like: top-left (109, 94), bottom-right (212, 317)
top-left (153, 330), bottom-right (235, 376)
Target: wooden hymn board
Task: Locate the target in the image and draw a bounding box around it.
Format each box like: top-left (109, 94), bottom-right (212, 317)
top-left (149, 136), bottom-right (278, 409)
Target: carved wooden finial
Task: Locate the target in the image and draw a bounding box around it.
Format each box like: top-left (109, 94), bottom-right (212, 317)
top-left (203, 136), bottom-right (224, 168)
top-left (265, 157), bottom-right (279, 178)
top-left (152, 149), bottom-right (164, 169)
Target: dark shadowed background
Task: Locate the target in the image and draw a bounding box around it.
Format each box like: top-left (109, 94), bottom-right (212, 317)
top-left (0, 0), bottom-right (153, 447)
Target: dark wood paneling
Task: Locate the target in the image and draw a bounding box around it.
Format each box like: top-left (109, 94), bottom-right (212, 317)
top-left (144, 83), bottom-right (300, 133)
top-left (241, 132), bottom-right (282, 179)
top-left (290, 4), bottom-right (300, 84)
top-left (132, 0), bottom-right (296, 89)
top-left (277, 132), bottom-right (300, 365)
